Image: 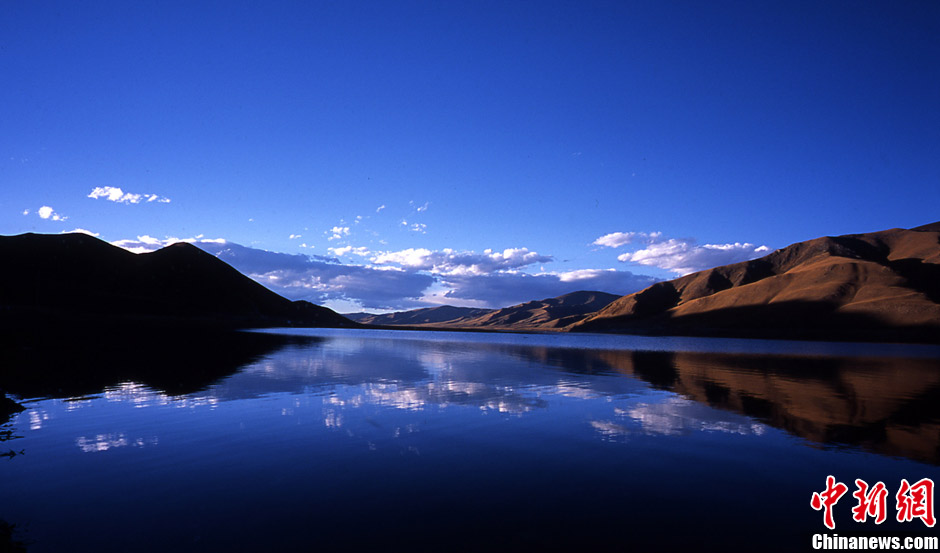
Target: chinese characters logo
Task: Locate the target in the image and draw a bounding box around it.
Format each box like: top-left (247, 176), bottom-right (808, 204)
top-left (811, 475), bottom-right (935, 529)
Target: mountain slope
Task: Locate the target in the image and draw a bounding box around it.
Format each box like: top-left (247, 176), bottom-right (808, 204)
top-left (457, 290), bottom-right (621, 330)
top-left (572, 223), bottom-right (940, 343)
top-left (0, 232), bottom-right (354, 329)
top-left (355, 291), bottom-right (620, 331)
top-left (349, 305), bottom-right (492, 326)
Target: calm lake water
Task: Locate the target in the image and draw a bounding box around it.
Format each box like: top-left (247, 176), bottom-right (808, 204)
top-left (2, 328), bottom-right (939, 552)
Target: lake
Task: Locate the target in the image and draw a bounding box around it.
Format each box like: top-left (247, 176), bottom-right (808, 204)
top-left (2, 328), bottom-right (939, 552)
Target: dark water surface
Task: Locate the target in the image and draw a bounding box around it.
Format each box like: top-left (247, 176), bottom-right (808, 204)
top-left (2, 329), bottom-right (939, 552)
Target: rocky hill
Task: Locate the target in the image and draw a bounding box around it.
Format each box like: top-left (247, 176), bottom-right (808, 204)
top-left (572, 222), bottom-right (940, 343)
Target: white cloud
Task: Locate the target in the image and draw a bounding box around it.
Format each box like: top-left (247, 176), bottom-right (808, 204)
top-left (289, 234), bottom-right (302, 240)
top-left (327, 226), bottom-right (350, 241)
top-left (22, 209), bottom-right (29, 216)
top-left (593, 231), bottom-right (661, 248)
top-left (36, 205), bottom-right (67, 221)
top-left (329, 246), bottom-right (371, 257)
top-left (618, 239), bottom-right (769, 275)
top-left (408, 200), bottom-right (430, 212)
top-left (372, 248), bottom-right (433, 269)
top-left (62, 228), bottom-right (100, 237)
top-left (596, 230), bottom-right (769, 275)
top-left (107, 236), bottom-right (654, 311)
top-left (557, 268), bottom-right (627, 282)
top-left (88, 186), bottom-right (170, 204)
top-left (111, 235), bottom-right (226, 254)
top-left (439, 270), bottom-right (656, 308)
top-left (371, 247), bottom-right (552, 276)
top-left (376, 205), bottom-right (386, 213)
top-left (111, 236), bottom-right (434, 310)
top-left (409, 223), bottom-right (427, 233)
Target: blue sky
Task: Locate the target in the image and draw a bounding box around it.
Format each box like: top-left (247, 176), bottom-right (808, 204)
top-left (2, 1), bottom-right (938, 312)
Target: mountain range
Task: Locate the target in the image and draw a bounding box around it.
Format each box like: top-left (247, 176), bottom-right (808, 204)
top-left (347, 290), bottom-right (620, 330)
top-left (349, 222), bottom-right (940, 343)
top-left (2, 221), bottom-right (938, 343)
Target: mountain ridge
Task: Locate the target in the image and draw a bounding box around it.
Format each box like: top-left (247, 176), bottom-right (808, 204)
top-left (0, 232), bottom-right (355, 329)
top-left (5, 222), bottom-right (937, 343)
top-left (571, 223), bottom-right (940, 343)
top-left (350, 290), bottom-right (620, 330)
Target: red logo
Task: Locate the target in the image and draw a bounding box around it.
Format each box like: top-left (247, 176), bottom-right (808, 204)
top-left (811, 475), bottom-right (849, 530)
top-left (896, 478), bottom-right (936, 528)
top-left (852, 479), bottom-right (888, 524)
top-left (812, 476), bottom-right (936, 529)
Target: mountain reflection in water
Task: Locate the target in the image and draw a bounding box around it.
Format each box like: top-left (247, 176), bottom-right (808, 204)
top-left (3, 331), bottom-right (938, 465)
top-left (594, 349), bottom-right (940, 464)
top-left (245, 337), bottom-right (937, 464)
top-left (3, 329), bottom-right (940, 552)
top-left (43, 330), bottom-right (929, 465)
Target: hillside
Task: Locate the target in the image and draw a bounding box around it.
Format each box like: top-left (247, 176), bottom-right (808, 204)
top-left (458, 290), bottom-right (621, 330)
top-left (348, 305), bottom-right (491, 326)
top-left (572, 223), bottom-right (940, 343)
top-left (354, 291), bottom-right (620, 331)
top-left (0, 232), bottom-right (355, 329)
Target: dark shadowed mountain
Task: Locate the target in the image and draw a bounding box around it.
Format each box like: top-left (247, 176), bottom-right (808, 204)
top-left (572, 222), bottom-right (940, 343)
top-left (351, 291), bottom-right (620, 331)
top-left (0, 232), bottom-right (355, 330)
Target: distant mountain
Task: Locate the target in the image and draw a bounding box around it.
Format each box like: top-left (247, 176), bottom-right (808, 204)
top-left (0, 232), bottom-right (355, 329)
top-left (458, 290), bottom-right (621, 330)
top-left (348, 305), bottom-right (491, 326)
top-left (572, 222), bottom-right (940, 343)
top-left (353, 291), bottom-right (621, 331)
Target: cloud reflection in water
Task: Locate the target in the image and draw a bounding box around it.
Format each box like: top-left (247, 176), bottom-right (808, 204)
top-left (8, 331), bottom-right (935, 464)
top-left (591, 397), bottom-right (768, 441)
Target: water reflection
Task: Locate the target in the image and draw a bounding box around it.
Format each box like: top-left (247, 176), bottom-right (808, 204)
top-left (0, 330), bottom-right (324, 400)
top-left (5, 330), bottom-right (940, 465)
top-left (336, 337), bottom-right (935, 463)
top-left (604, 397), bottom-right (769, 438)
top-left (594, 350), bottom-right (940, 464)
top-left (0, 520), bottom-right (27, 553)
top-left (0, 330), bottom-right (324, 467)
top-left (75, 433), bottom-right (159, 453)
top-left (200, 335), bottom-right (940, 463)
top-left (3, 330), bottom-right (940, 553)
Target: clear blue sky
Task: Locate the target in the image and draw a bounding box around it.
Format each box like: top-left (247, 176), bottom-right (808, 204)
top-left (2, 1), bottom-right (938, 312)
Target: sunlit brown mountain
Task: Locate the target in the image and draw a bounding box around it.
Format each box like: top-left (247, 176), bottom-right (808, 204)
top-left (573, 222), bottom-right (940, 343)
top-left (0, 232), bottom-right (355, 330)
top-left (350, 291), bottom-right (620, 330)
